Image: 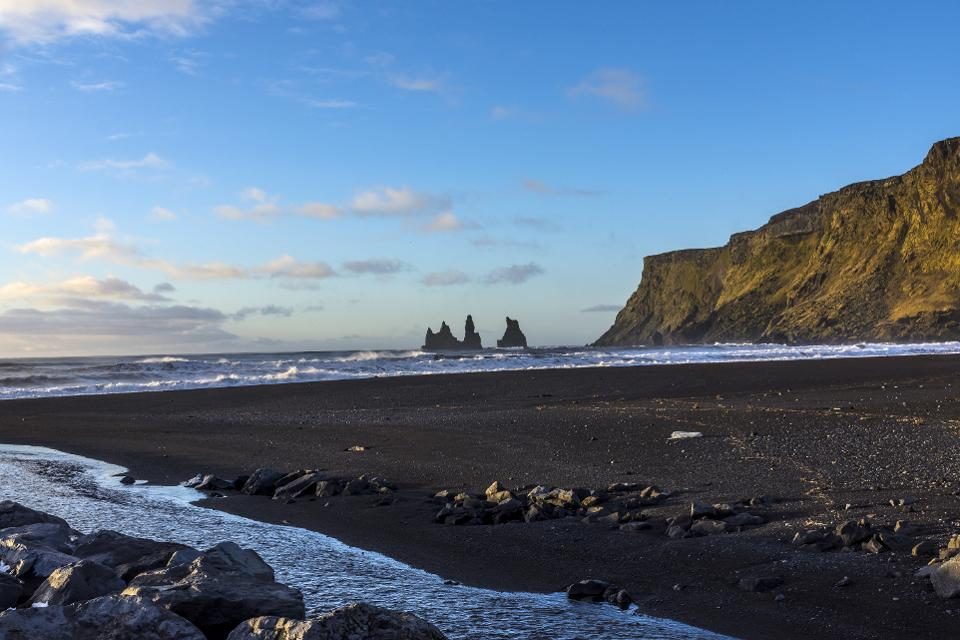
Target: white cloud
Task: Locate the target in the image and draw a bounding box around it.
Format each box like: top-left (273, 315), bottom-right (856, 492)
top-left (259, 255), bottom-right (336, 279)
top-left (232, 304), bottom-right (293, 321)
top-left (7, 197), bottom-right (53, 216)
top-left (0, 276), bottom-right (170, 303)
top-left (301, 2), bottom-right (340, 20)
top-left (342, 259), bottom-right (409, 275)
top-left (351, 186), bottom-right (449, 217)
top-left (568, 68), bottom-right (646, 111)
top-left (215, 187), bottom-right (281, 222)
top-left (298, 202), bottom-right (341, 220)
top-left (0, 0), bottom-right (209, 46)
top-left (422, 270), bottom-right (470, 287)
top-left (149, 206), bottom-right (178, 221)
top-left (484, 262), bottom-right (544, 285)
top-left (0, 82), bottom-right (22, 92)
top-left (420, 211), bottom-right (475, 233)
top-left (71, 80), bottom-right (123, 92)
top-left (79, 152), bottom-right (168, 172)
top-left (388, 74), bottom-right (446, 94)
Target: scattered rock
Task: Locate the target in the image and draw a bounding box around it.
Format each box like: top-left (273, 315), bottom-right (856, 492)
top-left (241, 469), bottom-right (286, 496)
top-left (28, 560), bottom-right (126, 606)
top-left (226, 602), bottom-right (448, 640)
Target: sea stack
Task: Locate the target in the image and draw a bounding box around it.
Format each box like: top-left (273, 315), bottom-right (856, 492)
top-left (497, 317), bottom-right (527, 348)
top-left (595, 137), bottom-right (960, 346)
top-left (423, 316), bottom-right (483, 350)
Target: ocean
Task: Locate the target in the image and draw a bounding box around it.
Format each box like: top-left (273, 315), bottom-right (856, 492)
top-left (3, 341), bottom-right (960, 400)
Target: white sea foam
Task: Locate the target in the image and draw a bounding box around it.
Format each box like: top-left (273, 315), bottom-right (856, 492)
top-left (2, 341), bottom-right (960, 400)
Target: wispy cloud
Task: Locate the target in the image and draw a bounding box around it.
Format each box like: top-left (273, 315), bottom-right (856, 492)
top-left (0, 276), bottom-right (171, 304)
top-left (522, 179), bottom-right (601, 197)
top-left (582, 304), bottom-right (621, 313)
top-left (258, 254), bottom-right (336, 279)
top-left (350, 186), bottom-right (449, 217)
top-left (300, 1), bottom-right (340, 20)
top-left (214, 187), bottom-right (281, 222)
top-left (149, 206), bottom-right (178, 222)
top-left (420, 211), bottom-right (476, 233)
top-left (422, 270), bottom-right (470, 287)
top-left (0, 1), bottom-right (211, 46)
top-left (568, 67), bottom-right (646, 111)
top-left (484, 262), bottom-right (544, 285)
top-left (388, 73), bottom-right (447, 94)
top-left (304, 98), bottom-right (358, 109)
top-left (7, 197), bottom-right (53, 216)
top-left (71, 80), bottom-right (123, 92)
top-left (79, 152), bottom-right (168, 172)
top-left (298, 202), bottom-right (341, 220)
top-left (342, 259), bottom-right (409, 275)
top-left (513, 216), bottom-right (561, 232)
top-left (232, 304), bottom-right (293, 321)
top-left (0, 82), bottom-right (22, 92)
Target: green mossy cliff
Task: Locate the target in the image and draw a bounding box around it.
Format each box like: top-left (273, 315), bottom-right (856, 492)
top-left (596, 138), bottom-right (960, 346)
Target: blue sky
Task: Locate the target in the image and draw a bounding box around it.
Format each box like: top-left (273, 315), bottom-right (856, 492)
top-left (0, 1), bottom-right (958, 356)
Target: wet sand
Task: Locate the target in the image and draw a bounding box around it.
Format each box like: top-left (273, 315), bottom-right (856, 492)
top-left (2, 355), bottom-right (960, 639)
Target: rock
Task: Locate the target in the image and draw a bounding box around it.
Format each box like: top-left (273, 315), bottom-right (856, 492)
top-left (0, 522), bottom-right (76, 553)
top-left (566, 579), bottom-right (613, 602)
top-left (195, 475), bottom-right (235, 491)
top-left (835, 576), bottom-right (853, 588)
top-left (274, 472), bottom-right (322, 500)
top-left (737, 576), bottom-right (784, 592)
top-left (242, 469), bottom-right (287, 496)
top-left (120, 476), bottom-right (137, 485)
top-left (931, 556), bottom-right (960, 599)
top-left (0, 594), bottom-right (206, 639)
top-left (423, 315), bottom-right (482, 351)
top-left (315, 480), bottom-right (343, 497)
top-left (913, 540), bottom-right (939, 557)
top-left (28, 560), bottom-right (126, 606)
top-left (0, 572), bottom-right (23, 609)
top-left (342, 478), bottom-right (372, 496)
top-left (690, 520), bottom-right (729, 536)
top-left (485, 481), bottom-right (505, 497)
top-left (666, 525), bottom-right (689, 540)
top-left (836, 520), bottom-right (872, 547)
top-left (876, 532), bottom-right (913, 552)
top-left (0, 541), bottom-right (80, 587)
top-left (723, 513), bottom-right (766, 527)
top-left (72, 530), bottom-right (191, 581)
top-left (496, 317), bottom-right (527, 348)
top-left (593, 138), bottom-right (960, 347)
top-left (226, 602), bottom-right (448, 640)
top-left (124, 542), bottom-right (303, 638)
top-left (668, 431), bottom-right (703, 440)
top-left (862, 536), bottom-right (887, 554)
top-left (462, 315), bottom-right (482, 350)
top-left (0, 502), bottom-right (68, 530)
top-left (619, 521), bottom-right (652, 533)
top-left (690, 502), bottom-right (717, 519)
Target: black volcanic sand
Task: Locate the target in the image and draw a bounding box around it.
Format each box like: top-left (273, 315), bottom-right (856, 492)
top-left (3, 356), bottom-right (960, 639)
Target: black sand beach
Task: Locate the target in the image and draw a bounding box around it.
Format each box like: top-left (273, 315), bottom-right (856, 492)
top-left (3, 355), bottom-right (960, 639)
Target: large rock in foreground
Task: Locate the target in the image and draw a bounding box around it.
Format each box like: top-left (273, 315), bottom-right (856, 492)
top-left (0, 594), bottom-right (206, 640)
top-left (0, 501), bottom-right (68, 530)
top-left (28, 559), bottom-right (126, 606)
top-left (227, 602), bottom-right (448, 640)
top-left (596, 137), bottom-right (960, 345)
top-left (124, 542), bottom-right (304, 638)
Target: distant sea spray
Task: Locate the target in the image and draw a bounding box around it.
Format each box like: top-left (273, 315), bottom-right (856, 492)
top-left (2, 342), bottom-right (960, 400)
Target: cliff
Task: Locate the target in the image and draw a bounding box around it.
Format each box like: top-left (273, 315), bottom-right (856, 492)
top-left (596, 137), bottom-right (960, 346)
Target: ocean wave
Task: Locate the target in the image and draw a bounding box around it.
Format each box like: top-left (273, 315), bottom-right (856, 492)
top-left (136, 356), bottom-right (191, 364)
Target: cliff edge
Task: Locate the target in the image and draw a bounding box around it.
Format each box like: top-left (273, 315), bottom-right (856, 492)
top-left (595, 138), bottom-right (960, 346)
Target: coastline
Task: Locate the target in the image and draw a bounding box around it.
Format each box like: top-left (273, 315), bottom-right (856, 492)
top-left (3, 355), bottom-right (960, 638)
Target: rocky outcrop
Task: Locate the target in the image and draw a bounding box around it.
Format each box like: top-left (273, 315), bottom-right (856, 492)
top-left (496, 317), bottom-right (527, 348)
top-left (423, 315), bottom-right (483, 350)
top-left (226, 603), bottom-right (448, 640)
top-left (596, 137), bottom-right (960, 345)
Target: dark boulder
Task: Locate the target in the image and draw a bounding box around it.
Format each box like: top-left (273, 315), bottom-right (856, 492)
top-left (242, 469), bottom-right (287, 496)
top-left (0, 594), bottom-right (206, 640)
top-left (123, 542), bottom-right (303, 639)
top-left (28, 559), bottom-right (125, 606)
top-left (0, 541), bottom-right (80, 589)
top-left (0, 501), bottom-right (68, 530)
top-left (226, 603), bottom-right (448, 640)
top-left (274, 472), bottom-right (322, 501)
top-left (195, 475), bottom-right (235, 491)
top-left (0, 522), bottom-right (76, 553)
top-left (496, 317), bottom-right (527, 348)
top-left (0, 572), bottom-right (24, 609)
top-left (72, 530), bottom-right (191, 581)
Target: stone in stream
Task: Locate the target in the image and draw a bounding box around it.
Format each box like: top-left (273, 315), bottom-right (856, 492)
top-left (0, 501), bottom-right (68, 530)
top-left (241, 469), bottom-right (287, 496)
top-left (0, 594), bottom-right (206, 640)
top-left (28, 559), bottom-right (126, 606)
top-left (123, 541), bottom-right (304, 638)
top-left (226, 602), bottom-right (448, 640)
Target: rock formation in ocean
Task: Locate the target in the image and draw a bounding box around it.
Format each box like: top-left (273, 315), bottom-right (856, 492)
top-left (422, 316), bottom-right (483, 350)
top-left (596, 137), bottom-right (960, 346)
top-left (497, 317), bottom-right (528, 348)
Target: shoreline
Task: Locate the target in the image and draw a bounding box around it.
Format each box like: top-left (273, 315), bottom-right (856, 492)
top-left (3, 355), bottom-right (960, 638)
